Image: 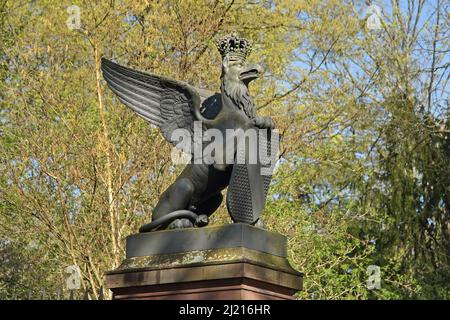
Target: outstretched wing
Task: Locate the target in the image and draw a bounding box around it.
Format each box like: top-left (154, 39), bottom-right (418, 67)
top-left (101, 58), bottom-right (212, 153)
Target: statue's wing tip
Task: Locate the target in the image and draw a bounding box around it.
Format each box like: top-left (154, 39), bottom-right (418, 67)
top-left (101, 57), bottom-right (118, 71)
top-left (100, 57), bottom-right (109, 66)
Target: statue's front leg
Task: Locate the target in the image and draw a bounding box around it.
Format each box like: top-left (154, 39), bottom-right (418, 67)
top-left (251, 116), bottom-right (275, 129)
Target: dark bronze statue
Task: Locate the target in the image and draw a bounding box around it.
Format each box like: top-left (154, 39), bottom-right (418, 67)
top-left (101, 33), bottom-right (277, 232)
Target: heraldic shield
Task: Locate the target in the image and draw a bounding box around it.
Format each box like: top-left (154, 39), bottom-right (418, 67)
top-left (226, 128), bottom-right (279, 224)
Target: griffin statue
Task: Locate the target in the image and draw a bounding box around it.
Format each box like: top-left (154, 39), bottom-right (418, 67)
top-left (101, 33), bottom-right (277, 232)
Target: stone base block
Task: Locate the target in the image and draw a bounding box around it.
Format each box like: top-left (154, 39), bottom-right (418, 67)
top-left (105, 224), bottom-right (302, 300)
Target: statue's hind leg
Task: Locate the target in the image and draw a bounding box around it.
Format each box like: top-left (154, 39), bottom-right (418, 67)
top-left (194, 193), bottom-right (223, 219)
top-left (151, 178), bottom-right (194, 229)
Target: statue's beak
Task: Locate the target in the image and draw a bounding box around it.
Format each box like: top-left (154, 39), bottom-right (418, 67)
top-left (239, 63), bottom-right (264, 85)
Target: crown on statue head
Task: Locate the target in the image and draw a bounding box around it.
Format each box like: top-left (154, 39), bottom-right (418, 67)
top-left (217, 32), bottom-right (252, 61)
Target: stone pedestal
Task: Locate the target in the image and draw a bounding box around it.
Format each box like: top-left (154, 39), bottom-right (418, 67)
top-left (105, 224), bottom-right (302, 300)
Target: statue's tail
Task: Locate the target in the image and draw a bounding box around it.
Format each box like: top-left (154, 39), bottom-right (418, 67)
top-left (139, 210), bottom-right (208, 233)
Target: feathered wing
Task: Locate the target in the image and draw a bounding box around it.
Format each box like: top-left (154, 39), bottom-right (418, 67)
top-left (101, 58), bottom-right (215, 154)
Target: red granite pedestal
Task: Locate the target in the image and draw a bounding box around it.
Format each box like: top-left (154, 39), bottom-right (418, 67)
top-left (105, 224), bottom-right (302, 300)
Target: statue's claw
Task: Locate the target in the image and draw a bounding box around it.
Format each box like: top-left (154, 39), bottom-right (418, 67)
top-left (252, 116), bottom-right (275, 129)
top-left (195, 214), bottom-right (209, 227)
top-left (168, 218), bottom-right (194, 229)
